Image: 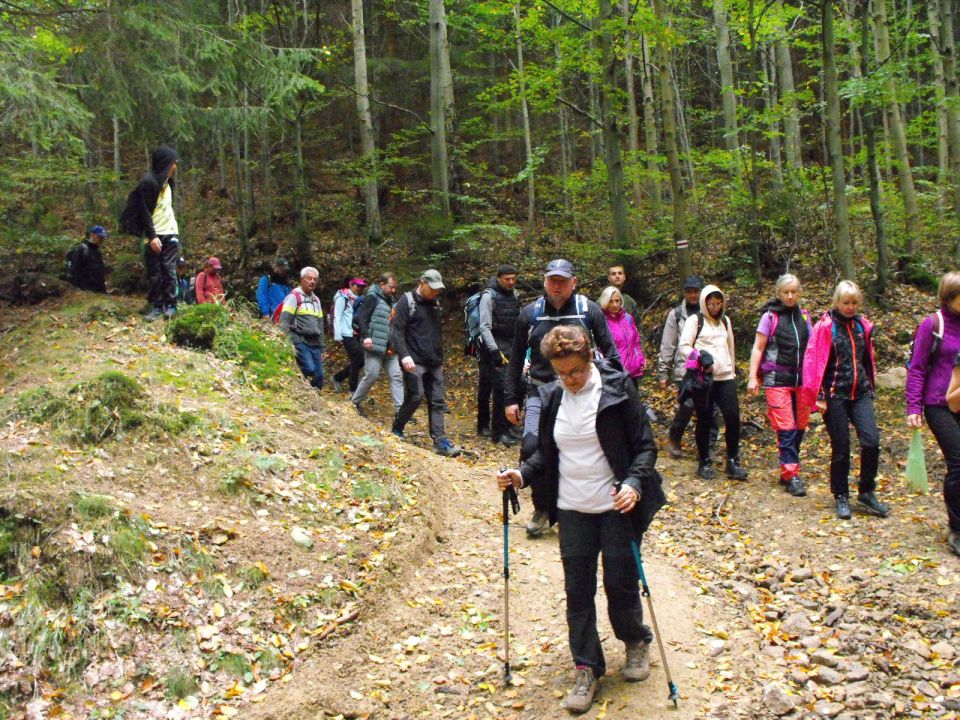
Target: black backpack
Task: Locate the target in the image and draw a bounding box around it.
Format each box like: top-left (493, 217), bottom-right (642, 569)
top-left (63, 242), bottom-right (88, 283)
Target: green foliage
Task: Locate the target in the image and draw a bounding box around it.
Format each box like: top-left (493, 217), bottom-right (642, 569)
top-left (109, 252), bottom-right (148, 295)
top-left (212, 324), bottom-right (294, 386)
top-left (237, 563), bottom-right (270, 589)
top-left (168, 304), bottom-right (231, 351)
top-left (164, 667), bottom-right (199, 700)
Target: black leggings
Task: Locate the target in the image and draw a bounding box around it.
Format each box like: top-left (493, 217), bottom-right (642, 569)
top-left (333, 337), bottom-right (365, 391)
top-left (694, 379), bottom-right (740, 463)
top-left (823, 395), bottom-right (879, 497)
top-left (924, 405), bottom-right (960, 531)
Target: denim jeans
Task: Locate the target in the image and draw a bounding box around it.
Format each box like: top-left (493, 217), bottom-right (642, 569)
top-left (823, 395), bottom-right (879, 496)
top-left (923, 405), bottom-right (960, 532)
top-left (558, 509), bottom-right (652, 677)
top-left (293, 342), bottom-right (324, 389)
top-left (351, 351), bottom-right (403, 410)
top-left (694, 379), bottom-right (740, 463)
top-left (393, 363), bottom-right (447, 443)
top-left (477, 354), bottom-right (508, 438)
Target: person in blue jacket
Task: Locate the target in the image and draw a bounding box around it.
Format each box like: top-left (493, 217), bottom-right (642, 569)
top-left (257, 258), bottom-right (291, 319)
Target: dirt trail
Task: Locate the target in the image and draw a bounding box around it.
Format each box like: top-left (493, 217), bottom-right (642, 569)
top-left (249, 432), bottom-right (722, 719)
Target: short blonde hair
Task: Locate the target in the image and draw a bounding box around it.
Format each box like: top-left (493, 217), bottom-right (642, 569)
top-left (597, 285), bottom-right (622, 311)
top-left (541, 325), bottom-right (592, 362)
top-left (832, 280), bottom-right (862, 309)
top-left (939, 272), bottom-right (960, 305)
top-left (775, 273), bottom-right (800, 295)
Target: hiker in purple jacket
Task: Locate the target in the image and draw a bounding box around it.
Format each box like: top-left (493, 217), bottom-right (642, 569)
top-left (906, 271), bottom-right (960, 557)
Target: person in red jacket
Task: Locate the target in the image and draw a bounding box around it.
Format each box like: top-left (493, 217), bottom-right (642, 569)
top-left (196, 257), bottom-right (225, 304)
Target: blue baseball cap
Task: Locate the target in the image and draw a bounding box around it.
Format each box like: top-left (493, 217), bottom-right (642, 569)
top-left (544, 258), bottom-right (574, 278)
top-left (89, 225), bottom-right (109, 238)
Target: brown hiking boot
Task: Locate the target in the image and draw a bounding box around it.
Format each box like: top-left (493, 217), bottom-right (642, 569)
top-left (623, 641), bottom-right (651, 682)
top-left (526, 509), bottom-right (550, 538)
top-left (562, 667), bottom-right (598, 714)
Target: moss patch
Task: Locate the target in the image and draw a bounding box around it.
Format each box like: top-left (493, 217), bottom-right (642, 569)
top-left (167, 304), bottom-right (231, 350)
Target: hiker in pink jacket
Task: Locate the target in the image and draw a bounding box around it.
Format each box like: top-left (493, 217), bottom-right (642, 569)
top-left (599, 286), bottom-right (646, 383)
top-left (801, 280), bottom-right (888, 521)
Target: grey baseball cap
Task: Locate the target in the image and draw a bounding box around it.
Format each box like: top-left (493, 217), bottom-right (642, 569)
top-left (544, 258), bottom-right (575, 278)
top-left (422, 269), bottom-right (445, 290)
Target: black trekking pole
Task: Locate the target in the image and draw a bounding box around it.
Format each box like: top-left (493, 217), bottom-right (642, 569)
top-left (501, 467), bottom-right (520, 685)
top-left (617, 484), bottom-right (680, 708)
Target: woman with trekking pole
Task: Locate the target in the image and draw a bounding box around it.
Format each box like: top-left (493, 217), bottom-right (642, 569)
top-left (496, 325), bottom-right (667, 714)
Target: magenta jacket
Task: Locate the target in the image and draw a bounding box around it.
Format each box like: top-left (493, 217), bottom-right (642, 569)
top-left (801, 312), bottom-right (876, 411)
top-left (604, 309), bottom-right (646, 378)
top-left (905, 308), bottom-right (960, 414)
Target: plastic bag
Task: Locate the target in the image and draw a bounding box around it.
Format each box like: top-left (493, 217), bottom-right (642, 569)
top-left (905, 428), bottom-right (929, 493)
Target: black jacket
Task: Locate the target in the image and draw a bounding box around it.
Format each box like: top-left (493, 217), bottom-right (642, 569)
top-left (505, 294), bottom-right (622, 406)
top-left (519, 361), bottom-right (667, 535)
top-left (70, 240), bottom-right (107, 293)
top-left (119, 145), bottom-right (178, 238)
top-left (389, 290), bottom-right (444, 367)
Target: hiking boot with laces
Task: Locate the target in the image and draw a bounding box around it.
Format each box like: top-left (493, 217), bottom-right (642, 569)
top-left (836, 494), bottom-right (852, 520)
top-left (666, 437), bottom-right (682, 460)
top-left (697, 462), bottom-right (715, 480)
top-left (725, 457), bottom-right (748, 481)
top-left (494, 434), bottom-right (519, 447)
top-left (353, 401), bottom-right (368, 418)
top-left (144, 307), bottom-right (164, 322)
top-left (786, 476), bottom-right (807, 497)
top-left (562, 667), bottom-right (598, 714)
top-left (331, 377), bottom-right (344, 393)
top-left (623, 641), bottom-right (651, 682)
top-left (163, 306), bottom-right (177, 319)
top-left (526, 509), bottom-right (550, 538)
top-left (856, 492), bottom-right (890, 518)
top-left (948, 531), bottom-right (960, 558)
top-left (434, 438), bottom-right (462, 457)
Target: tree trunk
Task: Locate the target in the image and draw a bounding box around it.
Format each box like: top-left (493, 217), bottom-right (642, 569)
top-left (622, 0), bottom-right (644, 213)
top-left (763, 45), bottom-right (784, 186)
top-left (553, 15), bottom-right (573, 220)
top-left (774, 3), bottom-right (802, 169)
top-left (599, 0), bottom-right (632, 248)
top-left (672, 66), bottom-right (695, 189)
top-left (352, 0), bottom-right (382, 243)
top-left (873, 0), bottom-right (922, 251)
top-left (293, 117), bottom-right (310, 264)
top-left (939, 0), bottom-right (960, 253)
top-left (112, 115), bottom-right (121, 177)
top-left (823, 0), bottom-right (855, 279)
top-left (514, 4), bottom-right (536, 235)
top-left (640, 34), bottom-right (663, 209)
top-left (588, 35), bottom-right (603, 167)
top-left (928, 0), bottom-right (949, 213)
top-left (231, 131), bottom-right (250, 263)
top-left (713, 0), bottom-right (741, 176)
top-left (653, 0), bottom-right (692, 279)
top-left (429, 0), bottom-right (451, 217)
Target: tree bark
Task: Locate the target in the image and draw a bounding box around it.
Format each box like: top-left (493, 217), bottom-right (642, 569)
top-left (429, 0), bottom-right (451, 217)
top-left (640, 34), bottom-right (663, 209)
top-left (514, 4), bottom-right (536, 235)
top-left (293, 116), bottom-right (310, 264)
top-left (873, 0), bottom-right (922, 251)
top-left (763, 45), bottom-right (784, 186)
top-left (774, 3), bottom-right (802, 169)
top-left (622, 0), bottom-right (644, 213)
top-left (599, 0), bottom-right (632, 248)
top-left (653, 0), bottom-right (692, 279)
top-left (823, 0), bottom-right (855, 279)
top-left (939, 0), bottom-right (960, 252)
top-left (928, 0), bottom-right (949, 213)
top-left (713, 0), bottom-right (741, 176)
top-left (352, 0), bottom-right (382, 243)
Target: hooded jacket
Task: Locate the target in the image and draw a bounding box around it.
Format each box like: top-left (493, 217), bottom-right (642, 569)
top-left (119, 146), bottom-right (179, 238)
top-left (658, 301), bottom-right (699, 383)
top-left (518, 361), bottom-right (667, 535)
top-left (677, 285), bottom-right (736, 381)
top-left (257, 273), bottom-right (290, 317)
top-left (801, 311), bottom-right (876, 409)
top-left (906, 307), bottom-right (960, 414)
top-left (604, 308), bottom-right (646, 378)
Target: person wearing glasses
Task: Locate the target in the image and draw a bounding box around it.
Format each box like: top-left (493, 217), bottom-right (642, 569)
top-left (497, 324), bottom-right (666, 714)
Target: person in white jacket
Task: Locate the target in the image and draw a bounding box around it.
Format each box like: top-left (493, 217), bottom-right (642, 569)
top-left (678, 284), bottom-right (748, 481)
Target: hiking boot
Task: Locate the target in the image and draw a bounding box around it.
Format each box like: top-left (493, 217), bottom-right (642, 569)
top-left (434, 438), bottom-right (462, 457)
top-left (666, 437), bottom-right (682, 460)
top-left (697, 462), bottom-right (715, 480)
top-left (144, 307), bottom-right (164, 322)
top-left (623, 641), bottom-right (651, 682)
top-left (163, 306), bottom-right (177, 319)
top-left (856, 492), bottom-right (890, 518)
top-left (331, 377), bottom-right (344, 393)
top-left (526, 509), bottom-right (550, 538)
top-left (390, 429), bottom-right (405, 441)
top-left (562, 667), bottom-right (599, 714)
top-left (726, 458), bottom-right (748, 481)
top-left (948, 531), bottom-right (960, 558)
top-left (836, 494), bottom-right (852, 520)
top-left (494, 434), bottom-right (519, 447)
top-left (353, 402), bottom-right (368, 418)
top-left (478, 427), bottom-right (491, 438)
top-left (786, 476), bottom-right (807, 497)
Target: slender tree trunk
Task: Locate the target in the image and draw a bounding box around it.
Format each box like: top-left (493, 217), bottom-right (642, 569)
top-left (599, 0), bottom-right (632, 248)
top-left (672, 66), bottom-right (695, 188)
top-left (262, 125), bottom-right (273, 243)
top-left (928, 0), bottom-right (949, 213)
top-left (352, 0), bottom-right (382, 243)
top-left (429, 0), bottom-right (451, 217)
top-left (553, 16), bottom-right (573, 220)
top-left (774, 3), bottom-right (802, 169)
top-left (588, 35), bottom-right (603, 167)
top-left (823, 0), bottom-right (855, 279)
top-left (713, 0), bottom-right (741, 176)
top-left (231, 131), bottom-right (249, 262)
top-left (873, 0), bottom-right (922, 251)
top-left (217, 136), bottom-right (228, 197)
top-left (513, 4), bottom-right (536, 235)
top-left (293, 116), bottom-right (310, 263)
top-left (640, 34), bottom-right (662, 209)
top-left (243, 86), bottom-right (256, 228)
top-left (859, 1), bottom-right (890, 295)
top-left (763, 45), bottom-right (784, 186)
top-left (622, 0), bottom-right (644, 213)
top-left (653, 0), bottom-right (692, 279)
top-left (112, 115), bottom-right (121, 177)
top-left (940, 0), bottom-right (960, 253)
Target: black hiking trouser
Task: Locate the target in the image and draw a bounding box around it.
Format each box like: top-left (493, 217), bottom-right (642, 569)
top-left (558, 508), bottom-right (652, 678)
top-left (669, 383), bottom-right (720, 447)
top-left (333, 336), bottom-right (365, 391)
top-left (477, 354), bottom-right (508, 439)
top-left (923, 405), bottom-right (960, 531)
top-left (694, 379), bottom-right (740, 464)
top-left (393, 363), bottom-right (447, 443)
top-left (145, 235), bottom-right (180, 310)
top-left (823, 395), bottom-right (879, 497)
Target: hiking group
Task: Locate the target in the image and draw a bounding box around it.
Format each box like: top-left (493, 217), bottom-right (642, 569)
top-left (66, 143), bottom-right (960, 715)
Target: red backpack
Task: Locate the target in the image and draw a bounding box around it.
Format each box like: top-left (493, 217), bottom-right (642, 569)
top-left (272, 289), bottom-right (305, 324)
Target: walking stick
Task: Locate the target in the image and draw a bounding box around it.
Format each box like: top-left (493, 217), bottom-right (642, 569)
top-left (618, 484), bottom-right (680, 708)
top-left (501, 467), bottom-right (520, 685)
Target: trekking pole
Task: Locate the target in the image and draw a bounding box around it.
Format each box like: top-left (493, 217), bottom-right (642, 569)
top-left (501, 466), bottom-right (520, 685)
top-left (617, 483), bottom-right (680, 708)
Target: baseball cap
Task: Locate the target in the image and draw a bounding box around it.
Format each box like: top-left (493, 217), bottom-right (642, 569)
top-left (274, 257), bottom-right (290, 269)
top-left (682, 275), bottom-right (704, 290)
top-left (208, 256), bottom-right (223, 270)
top-left (177, 256), bottom-right (187, 266)
top-left (89, 225), bottom-right (109, 238)
top-left (544, 259), bottom-right (574, 278)
top-left (351, 277), bottom-right (368, 287)
top-left (422, 269), bottom-right (445, 290)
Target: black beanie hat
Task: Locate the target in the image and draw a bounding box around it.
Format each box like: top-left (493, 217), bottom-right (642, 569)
top-left (497, 264), bottom-right (517, 276)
